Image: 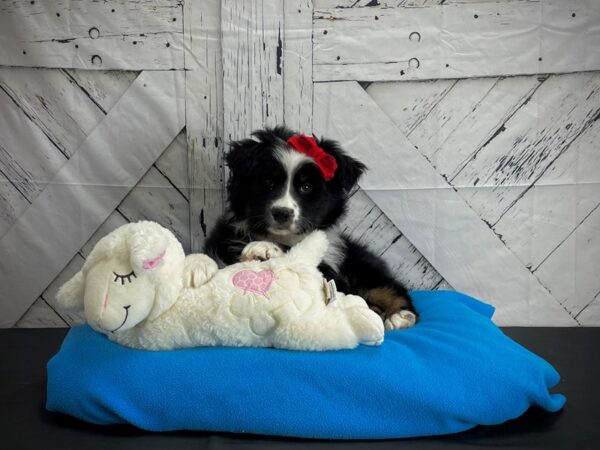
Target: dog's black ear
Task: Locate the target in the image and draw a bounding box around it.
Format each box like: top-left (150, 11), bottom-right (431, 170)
top-left (226, 138), bottom-right (259, 177)
top-left (318, 138), bottom-right (367, 191)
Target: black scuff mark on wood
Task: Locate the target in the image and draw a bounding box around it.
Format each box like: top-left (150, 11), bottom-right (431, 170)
top-left (480, 125), bottom-right (506, 152)
top-left (153, 164), bottom-right (189, 202)
top-left (199, 209), bottom-right (207, 238)
top-left (364, 0), bottom-right (380, 7)
top-left (276, 25), bottom-right (282, 75)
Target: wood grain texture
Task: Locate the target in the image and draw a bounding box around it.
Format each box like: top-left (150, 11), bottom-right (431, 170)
top-left (185, 0), bottom-right (225, 252)
top-left (222, 0), bottom-right (285, 142)
top-left (283, 0), bottom-right (314, 132)
top-left (451, 72), bottom-right (600, 227)
top-left (0, 70), bottom-right (185, 327)
top-left (0, 0), bottom-right (184, 70)
top-left (0, 67), bottom-right (134, 239)
top-left (494, 119), bottom-right (600, 273)
top-left (313, 0), bottom-right (600, 81)
top-left (314, 80), bottom-right (577, 325)
top-left (366, 79), bottom-right (456, 137)
top-left (340, 190), bottom-right (444, 290)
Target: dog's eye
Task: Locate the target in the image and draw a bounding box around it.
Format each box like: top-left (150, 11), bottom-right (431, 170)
top-left (299, 183), bottom-right (313, 194)
top-left (113, 271), bottom-right (137, 285)
top-left (265, 179), bottom-right (275, 190)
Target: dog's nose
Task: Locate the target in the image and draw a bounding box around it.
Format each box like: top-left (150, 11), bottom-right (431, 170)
top-left (271, 207), bottom-right (294, 224)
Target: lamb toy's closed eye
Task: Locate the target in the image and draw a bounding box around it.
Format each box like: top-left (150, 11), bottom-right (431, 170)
top-left (56, 221), bottom-right (384, 351)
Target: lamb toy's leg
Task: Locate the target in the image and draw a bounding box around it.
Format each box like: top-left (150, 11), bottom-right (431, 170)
top-left (182, 254), bottom-right (219, 288)
top-left (277, 294), bottom-right (384, 351)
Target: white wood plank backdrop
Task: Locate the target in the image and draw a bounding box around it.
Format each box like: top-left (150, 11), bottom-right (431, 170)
top-left (1, 0), bottom-right (598, 327)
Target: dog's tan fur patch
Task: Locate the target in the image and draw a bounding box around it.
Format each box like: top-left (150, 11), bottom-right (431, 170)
top-left (361, 287), bottom-right (411, 320)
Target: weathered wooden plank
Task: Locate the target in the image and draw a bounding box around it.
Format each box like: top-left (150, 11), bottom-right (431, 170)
top-left (63, 69), bottom-right (139, 113)
top-left (0, 84), bottom-right (69, 201)
top-left (0, 0), bottom-right (184, 70)
top-left (371, 76), bottom-right (542, 177)
top-left (0, 67), bottom-right (137, 239)
top-left (0, 67), bottom-right (105, 158)
top-left (11, 68), bottom-right (189, 327)
top-left (283, 0), bottom-right (314, 132)
top-left (185, 0), bottom-right (225, 252)
top-left (534, 203), bottom-right (600, 319)
top-left (451, 72), bottom-right (600, 227)
top-left (315, 81), bottom-right (577, 325)
top-left (0, 70), bottom-right (185, 327)
top-left (63, 68), bottom-right (188, 197)
top-left (14, 297), bottom-right (69, 328)
top-left (222, 0), bottom-right (285, 142)
top-left (494, 120), bottom-right (600, 271)
top-left (313, 0), bottom-right (600, 81)
top-left (366, 78), bottom-right (456, 137)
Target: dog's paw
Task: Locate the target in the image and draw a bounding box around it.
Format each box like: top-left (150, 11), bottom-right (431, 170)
top-left (240, 241), bottom-right (284, 262)
top-left (384, 310), bottom-right (417, 331)
top-left (183, 254), bottom-right (218, 288)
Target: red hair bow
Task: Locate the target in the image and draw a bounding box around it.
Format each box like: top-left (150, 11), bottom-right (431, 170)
top-left (287, 134), bottom-right (338, 181)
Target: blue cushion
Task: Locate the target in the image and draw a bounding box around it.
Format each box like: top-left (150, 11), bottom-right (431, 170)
top-left (46, 291), bottom-right (565, 439)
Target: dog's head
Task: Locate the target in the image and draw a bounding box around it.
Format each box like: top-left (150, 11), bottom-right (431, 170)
top-left (226, 126), bottom-right (366, 239)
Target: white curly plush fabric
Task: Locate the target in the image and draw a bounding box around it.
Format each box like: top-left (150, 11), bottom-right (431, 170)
top-left (56, 221), bottom-right (384, 351)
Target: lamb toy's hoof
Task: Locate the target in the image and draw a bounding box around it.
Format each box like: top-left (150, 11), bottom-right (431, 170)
top-left (183, 254), bottom-right (219, 288)
top-left (339, 295), bottom-right (385, 346)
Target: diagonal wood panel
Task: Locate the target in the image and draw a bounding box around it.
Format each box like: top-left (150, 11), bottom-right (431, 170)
top-left (370, 74), bottom-right (600, 313)
top-left (314, 81), bottom-right (577, 326)
top-left (0, 70), bottom-right (185, 327)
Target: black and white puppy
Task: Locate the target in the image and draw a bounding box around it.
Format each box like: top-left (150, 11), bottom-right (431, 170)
top-left (204, 126), bottom-right (416, 330)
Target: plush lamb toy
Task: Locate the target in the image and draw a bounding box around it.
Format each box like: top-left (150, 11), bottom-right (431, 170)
top-left (56, 221), bottom-right (384, 351)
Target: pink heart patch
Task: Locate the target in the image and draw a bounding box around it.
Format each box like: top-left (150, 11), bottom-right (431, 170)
top-left (232, 270), bottom-right (274, 296)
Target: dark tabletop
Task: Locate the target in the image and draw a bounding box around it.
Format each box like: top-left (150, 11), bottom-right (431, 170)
top-left (1, 327), bottom-right (598, 450)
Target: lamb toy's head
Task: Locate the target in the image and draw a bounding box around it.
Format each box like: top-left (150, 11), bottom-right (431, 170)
top-left (56, 221), bottom-right (185, 334)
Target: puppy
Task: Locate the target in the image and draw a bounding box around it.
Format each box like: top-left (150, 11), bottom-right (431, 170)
top-left (204, 126), bottom-right (416, 330)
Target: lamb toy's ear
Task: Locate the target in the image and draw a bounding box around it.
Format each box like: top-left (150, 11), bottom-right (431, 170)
top-left (128, 222), bottom-right (171, 275)
top-left (56, 271), bottom-right (85, 312)
top-left (127, 221), bottom-right (186, 321)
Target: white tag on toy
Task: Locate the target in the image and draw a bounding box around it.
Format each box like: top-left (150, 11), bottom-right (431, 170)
top-left (323, 279), bottom-right (338, 304)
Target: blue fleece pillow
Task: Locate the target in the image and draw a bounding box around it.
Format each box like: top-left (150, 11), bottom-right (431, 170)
top-left (46, 291), bottom-right (565, 439)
